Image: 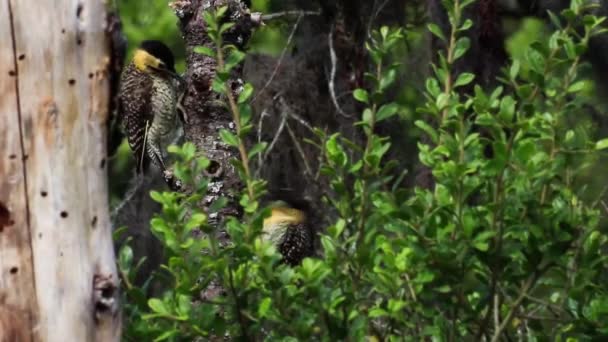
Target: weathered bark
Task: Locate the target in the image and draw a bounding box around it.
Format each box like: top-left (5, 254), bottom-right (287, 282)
top-left (0, 0), bottom-right (120, 340)
top-left (175, 0), bottom-right (255, 225)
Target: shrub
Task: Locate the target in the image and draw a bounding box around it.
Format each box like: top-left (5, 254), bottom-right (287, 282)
top-left (118, 1), bottom-right (608, 340)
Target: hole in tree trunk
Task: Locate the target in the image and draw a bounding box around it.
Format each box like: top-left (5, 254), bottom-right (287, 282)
top-left (0, 202), bottom-right (11, 232)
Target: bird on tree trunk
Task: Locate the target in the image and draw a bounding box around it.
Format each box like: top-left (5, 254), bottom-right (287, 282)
top-left (118, 40), bottom-right (184, 190)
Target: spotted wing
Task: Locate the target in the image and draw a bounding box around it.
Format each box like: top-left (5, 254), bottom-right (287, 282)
top-left (118, 64), bottom-right (154, 173)
top-left (279, 222), bottom-right (313, 266)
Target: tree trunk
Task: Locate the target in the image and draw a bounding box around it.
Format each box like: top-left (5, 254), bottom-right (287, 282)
top-left (0, 0), bottom-right (121, 340)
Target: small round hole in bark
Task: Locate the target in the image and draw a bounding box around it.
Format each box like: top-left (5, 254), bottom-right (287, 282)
top-left (18, 54), bottom-right (25, 60)
top-left (101, 286), bottom-right (114, 298)
top-left (9, 154), bottom-right (16, 159)
top-left (60, 211), bottom-right (68, 218)
top-left (203, 160), bottom-right (223, 178)
top-left (68, 79), bottom-right (76, 85)
top-left (8, 70), bottom-right (16, 76)
top-left (0, 202), bottom-right (10, 231)
top-left (76, 38), bottom-right (83, 45)
top-left (61, 28), bottom-right (66, 34)
top-left (100, 158), bottom-right (106, 169)
top-left (76, 3), bottom-right (84, 18)
top-left (10, 267), bottom-right (18, 274)
top-left (41, 191), bottom-right (48, 197)
top-left (91, 216), bottom-right (97, 228)
top-left (88, 72), bottom-right (94, 79)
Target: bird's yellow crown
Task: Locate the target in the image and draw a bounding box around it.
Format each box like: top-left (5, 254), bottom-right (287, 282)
top-left (133, 49), bottom-right (162, 72)
top-left (263, 207), bottom-right (306, 226)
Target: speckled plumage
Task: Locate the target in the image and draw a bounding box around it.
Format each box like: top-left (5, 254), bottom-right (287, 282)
top-left (277, 222), bottom-right (313, 266)
top-left (118, 62), bottom-right (178, 173)
top-left (263, 208), bottom-right (313, 265)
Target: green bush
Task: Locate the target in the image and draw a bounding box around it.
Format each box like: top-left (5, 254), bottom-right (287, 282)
top-left (118, 1), bottom-right (608, 340)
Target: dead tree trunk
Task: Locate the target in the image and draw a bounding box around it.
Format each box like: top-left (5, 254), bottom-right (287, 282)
top-left (0, 0), bottom-right (121, 340)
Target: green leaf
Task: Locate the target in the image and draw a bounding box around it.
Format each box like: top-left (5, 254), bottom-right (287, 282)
top-left (415, 120), bottom-right (438, 144)
top-left (220, 22), bottom-right (235, 34)
top-left (510, 60), bottom-right (520, 80)
top-left (376, 103), bottom-right (399, 122)
top-left (453, 37), bottom-right (470, 60)
top-left (379, 69), bottom-right (397, 91)
top-left (148, 298), bottom-right (168, 314)
top-left (153, 330), bottom-right (178, 342)
top-left (567, 81), bottom-right (586, 93)
top-left (436, 93), bottom-right (450, 110)
top-left (209, 196), bottom-right (228, 213)
top-left (238, 83), bottom-right (254, 103)
top-left (248, 142), bottom-right (268, 159)
top-left (149, 191), bottom-right (164, 204)
top-left (220, 129), bottom-right (239, 147)
top-left (460, 19), bottom-right (473, 31)
top-left (118, 245), bottom-right (133, 272)
top-left (225, 50), bottom-right (246, 71)
top-left (185, 213), bottom-right (207, 231)
top-left (428, 23), bottom-right (446, 41)
top-left (596, 138), bottom-right (608, 150)
top-left (353, 89), bottom-right (369, 103)
top-left (212, 78), bottom-right (226, 93)
top-left (258, 297), bottom-right (272, 318)
top-left (362, 108), bottom-right (373, 125)
top-left (194, 45), bottom-right (215, 57)
top-left (453, 73), bottom-right (475, 88)
top-left (473, 231), bottom-right (496, 251)
top-left (499, 96), bottom-right (516, 123)
top-left (203, 11), bottom-right (218, 30)
top-left (380, 26), bottom-right (389, 40)
top-left (216, 6), bottom-right (228, 20)
top-left (182, 142), bottom-right (197, 161)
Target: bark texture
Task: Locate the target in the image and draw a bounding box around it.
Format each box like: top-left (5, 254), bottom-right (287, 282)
top-left (0, 0), bottom-right (120, 340)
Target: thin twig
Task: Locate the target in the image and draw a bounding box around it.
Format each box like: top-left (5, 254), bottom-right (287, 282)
top-left (404, 273), bottom-right (417, 302)
top-left (260, 10), bottom-right (320, 21)
top-left (328, 25), bottom-right (352, 118)
top-left (601, 200), bottom-right (608, 215)
top-left (256, 109), bottom-right (270, 172)
top-left (494, 293), bottom-right (501, 333)
top-left (285, 121), bottom-right (313, 176)
top-left (261, 110), bottom-right (287, 162)
top-left (367, 0), bottom-right (391, 38)
top-left (491, 263), bottom-right (553, 342)
top-left (110, 176), bottom-right (144, 222)
top-left (286, 109), bottom-right (315, 133)
top-left (252, 13), bottom-right (304, 103)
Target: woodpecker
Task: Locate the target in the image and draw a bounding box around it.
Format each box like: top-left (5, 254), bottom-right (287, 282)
top-left (262, 202), bottom-right (314, 266)
top-left (118, 40), bottom-right (183, 189)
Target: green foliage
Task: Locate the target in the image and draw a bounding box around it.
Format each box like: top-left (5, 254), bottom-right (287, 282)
top-left (119, 1), bottom-right (608, 340)
top-left (116, 0), bottom-right (185, 71)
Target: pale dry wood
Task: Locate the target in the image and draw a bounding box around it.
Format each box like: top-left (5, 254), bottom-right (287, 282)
top-left (0, 0), bottom-right (120, 340)
top-left (0, 2), bottom-right (37, 342)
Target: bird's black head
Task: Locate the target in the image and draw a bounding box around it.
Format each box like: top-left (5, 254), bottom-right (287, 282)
top-left (137, 40), bottom-right (176, 72)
